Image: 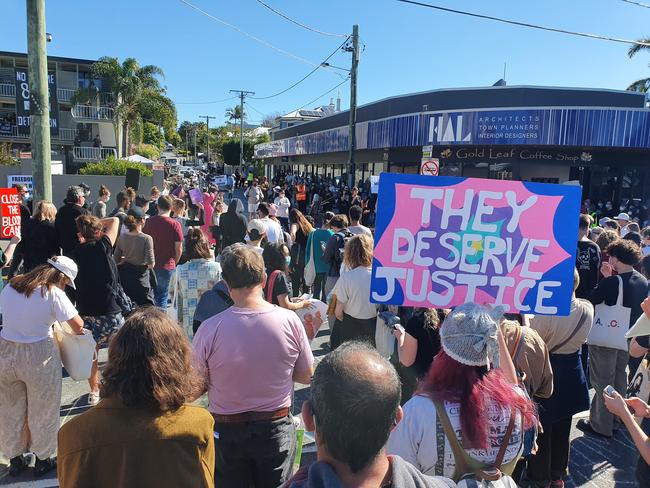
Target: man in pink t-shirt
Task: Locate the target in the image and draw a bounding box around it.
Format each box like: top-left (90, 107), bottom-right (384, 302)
top-left (193, 244), bottom-right (314, 488)
top-left (143, 194), bottom-right (183, 308)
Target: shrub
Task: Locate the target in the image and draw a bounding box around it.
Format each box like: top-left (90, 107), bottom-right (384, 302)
top-left (80, 155), bottom-right (153, 176)
top-left (133, 143), bottom-right (161, 161)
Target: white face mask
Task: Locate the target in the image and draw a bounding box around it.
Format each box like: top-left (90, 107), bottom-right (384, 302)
top-left (105, 196), bottom-right (111, 203)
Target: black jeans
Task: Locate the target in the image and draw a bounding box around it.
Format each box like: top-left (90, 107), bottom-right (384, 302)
top-left (312, 272), bottom-right (327, 302)
top-left (291, 263), bottom-right (305, 298)
top-left (526, 417), bottom-right (573, 486)
top-left (214, 416), bottom-right (296, 488)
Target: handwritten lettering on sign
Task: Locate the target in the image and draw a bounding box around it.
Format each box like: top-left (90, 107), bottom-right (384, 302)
top-left (0, 188), bottom-right (21, 239)
top-left (370, 174), bottom-right (581, 316)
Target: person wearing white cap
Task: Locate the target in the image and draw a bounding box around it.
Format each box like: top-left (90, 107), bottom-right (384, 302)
top-left (246, 219), bottom-right (267, 254)
top-left (0, 256), bottom-right (85, 477)
top-left (274, 189), bottom-right (291, 232)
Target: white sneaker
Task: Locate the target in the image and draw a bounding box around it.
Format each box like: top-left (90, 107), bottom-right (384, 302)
top-left (88, 391), bottom-right (100, 406)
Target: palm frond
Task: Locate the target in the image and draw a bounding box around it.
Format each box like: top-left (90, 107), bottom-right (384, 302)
top-left (628, 38), bottom-right (650, 58)
top-left (627, 78), bottom-right (650, 92)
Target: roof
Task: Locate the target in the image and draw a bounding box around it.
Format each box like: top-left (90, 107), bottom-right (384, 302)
top-left (273, 84), bottom-right (645, 140)
top-left (0, 50), bottom-right (98, 66)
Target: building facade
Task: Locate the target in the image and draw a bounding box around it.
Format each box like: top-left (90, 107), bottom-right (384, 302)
top-left (0, 51), bottom-right (117, 173)
top-left (255, 85), bottom-right (650, 205)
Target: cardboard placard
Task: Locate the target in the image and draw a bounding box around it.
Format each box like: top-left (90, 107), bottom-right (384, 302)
top-left (370, 174), bottom-right (581, 315)
top-left (0, 188), bottom-right (21, 239)
top-left (189, 188), bottom-right (204, 204)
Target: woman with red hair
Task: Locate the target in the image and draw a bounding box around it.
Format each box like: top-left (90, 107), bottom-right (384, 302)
top-left (387, 303), bottom-right (537, 480)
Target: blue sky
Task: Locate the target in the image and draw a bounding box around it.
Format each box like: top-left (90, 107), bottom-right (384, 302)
top-left (3, 0), bottom-right (649, 125)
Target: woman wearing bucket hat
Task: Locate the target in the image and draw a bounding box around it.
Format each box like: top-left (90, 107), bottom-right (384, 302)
top-left (0, 256), bottom-right (85, 477)
top-left (387, 303), bottom-right (537, 481)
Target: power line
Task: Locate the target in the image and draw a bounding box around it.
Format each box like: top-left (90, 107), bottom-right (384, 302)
top-left (176, 96), bottom-right (237, 105)
top-left (395, 0), bottom-right (650, 47)
top-left (250, 37), bottom-right (349, 100)
top-left (288, 76), bottom-right (350, 115)
top-left (178, 0), bottom-right (320, 67)
top-left (620, 0), bottom-right (650, 8)
top-left (246, 103), bottom-right (266, 117)
top-left (254, 0), bottom-right (348, 38)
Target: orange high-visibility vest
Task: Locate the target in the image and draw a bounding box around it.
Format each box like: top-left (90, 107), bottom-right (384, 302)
top-left (296, 184), bottom-right (307, 201)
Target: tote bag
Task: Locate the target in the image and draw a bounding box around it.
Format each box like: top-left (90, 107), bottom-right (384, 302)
top-left (304, 234), bottom-right (317, 287)
top-left (53, 321), bottom-right (97, 381)
top-left (587, 275), bottom-right (631, 351)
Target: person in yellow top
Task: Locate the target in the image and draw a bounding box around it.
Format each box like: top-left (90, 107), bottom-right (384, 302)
top-left (57, 308), bottom-right (215, 488)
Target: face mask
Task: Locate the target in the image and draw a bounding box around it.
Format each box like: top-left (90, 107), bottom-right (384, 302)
top-left (620, 206), bottom-right (626, 211)
top-left (106, 196), bottom-right (111, 203)
top-left (285, 256), bottom-right (291, 266)
top-left (621, 227), bottom-right (629, 237)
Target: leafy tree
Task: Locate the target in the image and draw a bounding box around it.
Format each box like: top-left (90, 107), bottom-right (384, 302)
top-left (80, 57), bottom-right (169, 157)
top-left (133, 143), bottom-right (161, 160)
top-left (143, 122), bottom-right (164, 148)
top-left (166, 129), bottom-right (182, 147)
top-left (261, 112), bottom-right (282, 128)
top-left (225, 105), bottom-right (244, 125)
top-left (0, 142), bottom-right (19, 166)
top-left (627, 38), bottom-right (650, 92)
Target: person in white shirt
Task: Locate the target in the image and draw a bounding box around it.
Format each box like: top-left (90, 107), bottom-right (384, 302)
top-left (256, 203), bottom-right (284, 244)
top-left (347, 205), bottom-right (372, 237)
top-left (331, 234), bottom-right (377, 349)
top-left (244, 180), bottom-right (263, 220)
top-left (274, 189), bottom-right (291, 231)
top-left (0, 257), bottom-right (85, 477)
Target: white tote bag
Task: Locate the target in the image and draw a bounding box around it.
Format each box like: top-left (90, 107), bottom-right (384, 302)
top-left (587, 275), bottom-right (631, 351)
top-left (304, 234), bottom-right (317, 287)
top-left (53, 321), bottom-right (97, 381)
top-left (375, 314), bottom-right (396, 358)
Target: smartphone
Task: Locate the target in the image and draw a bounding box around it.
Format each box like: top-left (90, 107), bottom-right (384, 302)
top-left (604, 385), bottom-right (616, 396)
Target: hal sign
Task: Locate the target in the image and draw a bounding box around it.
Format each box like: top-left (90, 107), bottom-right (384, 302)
top-left (420, 158), bottom-right (439, 176)
top-left (0, 188), bottom-right (21, 239)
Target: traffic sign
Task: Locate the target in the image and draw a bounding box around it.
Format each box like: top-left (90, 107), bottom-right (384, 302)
top-left (420, 158), bottom-right (439, 176)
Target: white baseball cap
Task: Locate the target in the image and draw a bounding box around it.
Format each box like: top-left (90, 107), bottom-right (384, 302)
top-left (247, 219), bottom-right (267, 235)
top-left (47, 256), bottom-right (78, 289)
top-left (615, 212), bottom-right (631, 222)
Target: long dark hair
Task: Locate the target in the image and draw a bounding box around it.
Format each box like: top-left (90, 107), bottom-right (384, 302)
top-left (184, 228), bottom-right (211, 260)
top-left (263, 242), bottom-right (289, 274)
top-left (289, 208), bottom-right (314, 236)
top-left (100, 308), bottom-right (203, 411)
top-left (9, 263), bottom-right (68, 298)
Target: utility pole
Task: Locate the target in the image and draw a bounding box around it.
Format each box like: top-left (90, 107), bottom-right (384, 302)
top-left (26, 0), bottom-right (51, 201)
top-left (199, 115), bottom-right (216, 164)
top-left (193, 127), bottom-right (197, 163)
top-left (229, 90), bottom-right (255, 169)
top-left (345, 25), bottom-right (359, 189)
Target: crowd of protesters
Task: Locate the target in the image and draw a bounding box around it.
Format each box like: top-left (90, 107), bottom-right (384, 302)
top-left (3, 176), bottom-right (650, 488)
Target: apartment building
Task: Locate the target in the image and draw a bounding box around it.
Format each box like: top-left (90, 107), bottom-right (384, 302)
top-left (0, 51), bottom-right (117, 173)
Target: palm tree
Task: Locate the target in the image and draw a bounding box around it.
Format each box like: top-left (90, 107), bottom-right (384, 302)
top-left (627, 38), bottom-right (650, 92)
top-left (81, 57), bottom-right (166, 157)
top-left (225, 105), bottom-right (245, 132)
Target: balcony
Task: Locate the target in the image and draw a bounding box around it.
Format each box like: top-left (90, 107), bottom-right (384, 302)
top-left (71, 105), bottom-right (114, 122)
top-left (0, 83), bottom-right (15, 98)
top-left (57, 88), bottom-right (77, 103)
top-left (73, 146), bottom-right (117, 161)
top-left (0, 125), bottom-right (79, 142)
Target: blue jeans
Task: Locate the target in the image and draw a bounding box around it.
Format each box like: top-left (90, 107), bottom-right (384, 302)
top-left (153, 268), bottom-right (174, 309)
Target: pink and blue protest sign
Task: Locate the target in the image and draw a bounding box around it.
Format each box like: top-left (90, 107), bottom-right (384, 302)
top-left (370, 173), bottom-right (581, 315)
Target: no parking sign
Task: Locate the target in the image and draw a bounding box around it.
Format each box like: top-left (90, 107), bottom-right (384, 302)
top-left (420, 158), bottom-right (439, 176)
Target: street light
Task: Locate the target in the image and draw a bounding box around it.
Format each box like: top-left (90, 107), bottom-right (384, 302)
top-left (320, 62), bottom-right (350, 73)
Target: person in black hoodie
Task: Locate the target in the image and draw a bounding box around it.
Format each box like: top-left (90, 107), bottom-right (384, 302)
top-left (54, 186), bottom-right (88, 256)
top-left (12, 201), bottom-right (60, 273)
top-left (285, 342), bottom-right (454, 488)
top-left (219, 199), bottom-right (247, 249)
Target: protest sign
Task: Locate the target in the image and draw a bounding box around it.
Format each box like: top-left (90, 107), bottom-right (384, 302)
top-left (370, 173), bottom-right (581, 315)
top-left (7, 175), bottom-right (33, 193)
top-left (189, 188), bottom-right (204, 204)
top-left (370, 175), bottom-right (380, 194)
top-left (0, 188), bottom-right (21, 239)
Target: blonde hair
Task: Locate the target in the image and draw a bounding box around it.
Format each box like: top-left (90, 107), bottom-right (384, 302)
top-left (33, 200), bottom-right (56, 222)
top-left (344, 234), bottom-right (373, 269)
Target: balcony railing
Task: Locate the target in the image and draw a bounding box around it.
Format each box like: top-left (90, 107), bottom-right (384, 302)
top-left (57, 88), bottom-right (77, 102)
top-left (0, 83), bottom-right (15, 98)
top-left (73, 146), bottom-right (117, 161)
top-left (0, 125), bottom-right (79, 142)
top-left (71, 105), bottom-right (114, 121)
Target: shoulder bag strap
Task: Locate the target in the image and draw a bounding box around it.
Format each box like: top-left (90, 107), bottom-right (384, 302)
top-left (616, 274), bottom-right (624, 307)
top-left (509, 326), bottom-right (523, 360)
top-left (512, 327), bottom-right (527, 364)
top-left (550, 305), bottom-right (589, 353)
top-left (494, 411), bottom-right (517, 469)
top-left (266, 270), bottom-right (281, 303)
top-left (433, 400), bottom-right (476, 481)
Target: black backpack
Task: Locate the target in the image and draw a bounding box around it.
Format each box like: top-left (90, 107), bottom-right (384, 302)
top-left (335, 230), bottom-right (354, 264)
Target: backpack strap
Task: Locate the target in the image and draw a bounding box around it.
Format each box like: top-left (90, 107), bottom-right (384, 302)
top-left (266, 270), bottom-right (282, 303)
top-left (550, 304), bottom-right (589, 354)
top-left (511, 327), bottom-right (527, 364)
top-left (494, 411), bottom-right (517, 469)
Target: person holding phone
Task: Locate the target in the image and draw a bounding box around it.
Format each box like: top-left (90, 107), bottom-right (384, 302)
top-left (604, 388), bottom-right (650, 487)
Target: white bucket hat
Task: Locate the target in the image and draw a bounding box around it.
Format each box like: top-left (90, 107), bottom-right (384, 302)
top-left (47, 256), bottom-right (78, 289)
